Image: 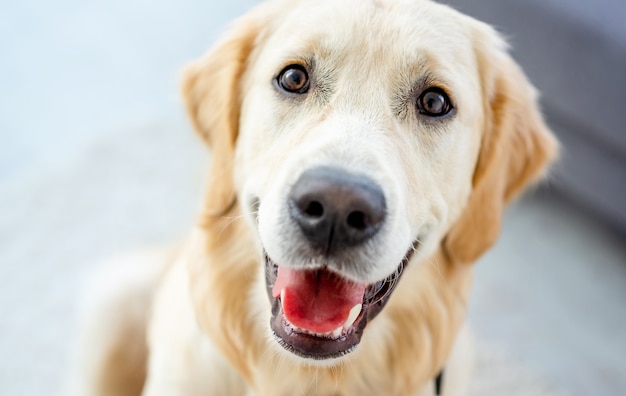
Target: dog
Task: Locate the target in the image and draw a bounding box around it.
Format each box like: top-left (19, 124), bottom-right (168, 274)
top-left (70, 0), bottom-right (558, 394)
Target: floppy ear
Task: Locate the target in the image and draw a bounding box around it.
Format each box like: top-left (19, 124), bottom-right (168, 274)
top-left (443, 27), bottom-right (559, 265)
top-left (181, 14), bottom-right (264, 219)
top-left (181, 12), bottom-right (271, 381)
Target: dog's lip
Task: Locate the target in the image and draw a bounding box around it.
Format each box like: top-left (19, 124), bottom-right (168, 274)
top-left (264, 242), bottom-right (417, 360)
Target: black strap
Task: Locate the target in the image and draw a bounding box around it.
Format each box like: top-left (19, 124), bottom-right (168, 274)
top-left (434, 369), bottom-right (444, 395)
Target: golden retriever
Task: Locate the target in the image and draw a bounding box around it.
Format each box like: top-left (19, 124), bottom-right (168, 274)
top-left (71, 0), bottom-right (558, 395)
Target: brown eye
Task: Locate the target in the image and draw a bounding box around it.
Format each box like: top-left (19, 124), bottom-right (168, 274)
top-left (417, 88), bottom-right (452, 117)
top-left (277, 65), bottom-right (310, 94)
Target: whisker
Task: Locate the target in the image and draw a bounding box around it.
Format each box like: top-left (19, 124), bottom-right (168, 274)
top-left (214, 209), bottom-right (260, 243)
top-left (428, 250), bottom-right (445, 283)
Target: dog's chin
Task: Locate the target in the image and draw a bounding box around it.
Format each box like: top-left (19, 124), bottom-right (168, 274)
top-left (264, 242), bottom-right (417, 361)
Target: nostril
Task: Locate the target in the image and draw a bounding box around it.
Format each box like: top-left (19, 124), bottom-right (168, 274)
top-left (346, 211), bottom-right (367, 230)
top-left (303, 201), bottom-right (324, 218)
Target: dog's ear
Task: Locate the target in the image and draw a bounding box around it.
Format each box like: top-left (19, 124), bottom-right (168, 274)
top-left (181, 13), bottom-right (265, 218)
top-left (444, 26), bottom-right (559, 265)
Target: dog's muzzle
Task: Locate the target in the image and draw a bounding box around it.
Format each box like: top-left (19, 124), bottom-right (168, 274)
top-left (263, 166), bottom-right (416, 360)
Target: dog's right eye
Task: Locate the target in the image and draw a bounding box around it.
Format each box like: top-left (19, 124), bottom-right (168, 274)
top-left (277, 65), bottom-right (310, 94)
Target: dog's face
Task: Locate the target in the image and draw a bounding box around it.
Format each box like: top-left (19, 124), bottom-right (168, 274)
top-left (236, 0), bottom-right (483, 360)
top-left (183, 0), bottom-right (557, 365)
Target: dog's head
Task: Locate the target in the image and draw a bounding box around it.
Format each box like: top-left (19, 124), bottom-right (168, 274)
top-left (183, 0), bottom-right (557, 364)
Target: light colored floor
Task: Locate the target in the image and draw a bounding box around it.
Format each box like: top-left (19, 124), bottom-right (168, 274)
top-left (469, 192), bottom-right (626, 395)
top-left (1, 1), bottom-right (625, 395)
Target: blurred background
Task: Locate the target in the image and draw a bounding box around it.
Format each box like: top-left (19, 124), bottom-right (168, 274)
top-left (0, 0), bottom-right (624, 395)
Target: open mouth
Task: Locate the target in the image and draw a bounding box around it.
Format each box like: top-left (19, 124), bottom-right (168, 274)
top-left (264, 242), bottom-right (417, 360)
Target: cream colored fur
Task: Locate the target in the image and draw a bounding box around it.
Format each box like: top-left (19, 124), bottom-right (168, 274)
top-left (70, 0), bottom-right (558, 395)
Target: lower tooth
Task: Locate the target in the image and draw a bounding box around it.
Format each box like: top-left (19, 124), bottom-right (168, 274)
top-left (343, 303), bottom-right (362, 329)
top-left (331, 326), bottom-right (343, 338)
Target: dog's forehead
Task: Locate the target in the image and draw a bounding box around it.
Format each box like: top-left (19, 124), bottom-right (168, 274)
top-left (260, 0), bottom-right (476, 65)
top-left (254, 0), bottom-right (480, 103)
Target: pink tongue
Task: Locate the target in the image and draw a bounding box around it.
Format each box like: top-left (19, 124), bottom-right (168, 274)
top-left (272, 267), bottom-right (366, 334)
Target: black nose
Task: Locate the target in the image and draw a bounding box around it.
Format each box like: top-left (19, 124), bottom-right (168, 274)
top-left (288, 166), bottom-right (386, 253)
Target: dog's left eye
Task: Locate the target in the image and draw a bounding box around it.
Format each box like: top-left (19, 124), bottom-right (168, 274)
top-left (277, 65), bottom-right (310, 94)
top-left (417, 88), bottom-right (452, 117)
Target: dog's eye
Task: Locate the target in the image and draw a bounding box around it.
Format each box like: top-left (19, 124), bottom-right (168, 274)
top-left (417, 88), bottom-right (452, 117)
top-left (277, 65), bottom-right (310, 94)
